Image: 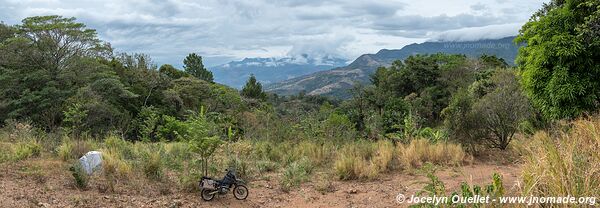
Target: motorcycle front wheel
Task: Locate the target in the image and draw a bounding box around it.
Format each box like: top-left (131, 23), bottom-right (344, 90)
top-left (201, 189), bottom-right (216, 201)
top-left (233, 185), bottom-right (248, 200)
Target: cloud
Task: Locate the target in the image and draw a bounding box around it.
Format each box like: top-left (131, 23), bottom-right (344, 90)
top-left (429, 23), bottom-right (522, 42)
top-left (371, 13), bottom-right (509, 37)
top-left (0, 0), bottom-right (548, 67)
top-left (287, 34), bottom-right (356, 58)
top-left (470, 3), bottom-right (489, 11)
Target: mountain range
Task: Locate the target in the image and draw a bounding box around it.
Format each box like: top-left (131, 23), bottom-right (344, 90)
top-left (210, 55), bottom-right (348, 89)
top-left (264, 36), bottom-right (520, 98)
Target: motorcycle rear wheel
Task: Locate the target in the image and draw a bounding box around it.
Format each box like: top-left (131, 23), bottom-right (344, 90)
top-left (201, 189), bottom-right (216, 201)
top-left (233, 185), bottom-right (248, 200)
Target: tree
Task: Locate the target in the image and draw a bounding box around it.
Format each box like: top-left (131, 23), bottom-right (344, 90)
top-left (16, 15), bottom-right (109, 74)
top-left (185, 109), bottom-right (222, 175)
top-left (443, 70), bottom-right (532, 150)
top-left (0, 16), bottom-right (110, 129)
top-left (471, 71), bottom-right (532, 150)
top-left (516, 0), bottom-right (600, 119)
top-left (183, 53), bottom-right (213, 82)
top-left (159, 64), bottom-right (188, 79)
top-left (240, 74), bottom-right (267, 100)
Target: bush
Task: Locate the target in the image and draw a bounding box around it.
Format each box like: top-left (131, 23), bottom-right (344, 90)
top-left (226, 156), bottom-right (250, 180)
top-left (13, 141), bottom-right (42, 161)
top-left (57, 139), bottom-right (94, 161)
top-left (69, 163), bottom-right (88, 189)
top-left (102, 150), bottom-right (133, 179)
top-left (179, 169), bottom-right (202, 192)
top-left (256, 160), bottom-right (278, 174)
top-left (104, 135), bottom-right (135, 160)
top-left (413, 163), bottom-right (504, 207)
top-left (295, 141), bottom-right (334, 166)
top-left (280, 158), bottom-right (313, 191)
top-left (143, 151), bottom-right (164, 181)
top-left (0, 144), bottom-right (11, 163)
top-left (521, 117), bottom-right (600, 200)
top-left (163, 142), bottom-right (191, 171)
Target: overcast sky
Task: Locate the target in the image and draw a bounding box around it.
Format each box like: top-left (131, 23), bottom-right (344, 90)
top-left (0, 0), bottom-right (547, 67)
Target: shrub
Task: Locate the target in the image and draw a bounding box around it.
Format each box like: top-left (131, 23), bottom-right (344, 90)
top-left (256, 160), bottom-right (278, 174)
top-left (295, 141), bottom-right (334, 166)
top-left (57, 139), bottom-right (73, 161)
top-left (102, 150), bottom-right (132, 179)
top-left (104, 135), bottom-right (135, 160)
top-left (179, 169), bottom-right (202, 192)
top-left (69, 163), bottom-right (88, 189)
top-left (226, 156), bottom-right (250, 180)
top-left (521, 117), bottom-right (600, 200)
top-left (413, 163), bottom-right (504, 207)
top-left (163, 142), bottom-right (191, 171)
top-left (0, 143), bottom-right (12, 163)
top-left (253, 140), bottom-right (277, 161)
top-left (143, 151), bottom-right (164, 181)
top-left (314, 174), bottom-right (336, 194)
top-left (5, 121), bottom-right (37, 142)
top-left (57, 139), bottom-right (94, 161)
top-left (158, 115), bottom-right (187, 141)
top-left (280, 158), bottom-right (313, 191)
top-left (13, 141), bottom-right (42, 161)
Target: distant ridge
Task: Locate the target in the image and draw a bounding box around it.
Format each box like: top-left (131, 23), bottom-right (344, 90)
top-left (265, 36), bottom-right (519, 98)
top-left (210, 55), bottom-right (347, 89)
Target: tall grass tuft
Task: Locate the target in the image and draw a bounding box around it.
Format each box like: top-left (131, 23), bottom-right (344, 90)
top-left (397, 139), bottom-right (465, 169)
top-left (13, 140), bottom-right (42, 161)
top-left (334, 142), bottom-right (378, 180)
top-left (280, 157), bottom-right (313, 191)
top-left (143, 151), bottom-right (164, 181)
top-left (521, 116), bottom-right (600, 200)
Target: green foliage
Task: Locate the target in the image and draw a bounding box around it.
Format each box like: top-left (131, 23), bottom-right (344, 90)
top-left (280, 158), bottom-right (313, 191)
top-left (183, 53), bottom-right (213, 82)
top-left (0, 16), bottom-right (109, 129)
top-left (414, 164), bottom-right (446, 200)
top-left (63, 103), bottom-right (88, 138)
top-left (136, 106), bottom-right (161, 142)
top-left (443, 70), bottom-right (532, 150)
top-left (69, 163), bottom-right (89, 189)
top-left (142, 151), bottom-right (164, 181)
top-left (13, 141), bottom-right (42, 161)
top-left (516, 0), bottom-right (600, 119)
top-left (412, 164), bottom-right (504, 208)
top-left (159, 64), bottom-right (188, 79)
top-left (322, 112), bottom-right (356, 141)
top-left (241, 74), bottom-right (267, 101)
top-left (157, 115), bottom-right (187, 141)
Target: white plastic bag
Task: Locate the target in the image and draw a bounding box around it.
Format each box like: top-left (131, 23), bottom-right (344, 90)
top-left (79, 151), bottom-right (102, 175)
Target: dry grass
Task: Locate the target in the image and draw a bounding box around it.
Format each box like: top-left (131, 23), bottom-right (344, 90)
top-left (372, 140), bottom-right (395, 172)
top-left (101, 150), bottom-right (133, 179)
top-left (397, 139), bottom-right (465, 169)
top-left (521, 116), bottom-right (600, 201)
top-left (334, 141), bottom-right (394, 180)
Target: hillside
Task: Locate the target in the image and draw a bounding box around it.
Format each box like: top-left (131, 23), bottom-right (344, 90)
top-left (265, 36), bottom-right (519, 98)
top-left (211, 55), bottom-right (348, 89)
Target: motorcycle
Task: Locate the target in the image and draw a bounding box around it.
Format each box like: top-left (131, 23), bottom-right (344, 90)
top-left (199, 169), bottom-right (249, 201)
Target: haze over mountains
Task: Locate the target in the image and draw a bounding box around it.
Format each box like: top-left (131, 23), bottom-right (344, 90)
top-left (211, 55), bottom-right (348, 89)
top-left (264, 36), bottom-right (519, 98)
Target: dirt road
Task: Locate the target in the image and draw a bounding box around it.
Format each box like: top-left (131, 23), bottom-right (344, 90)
top-left (0, 159), bottom-right (520, 208)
